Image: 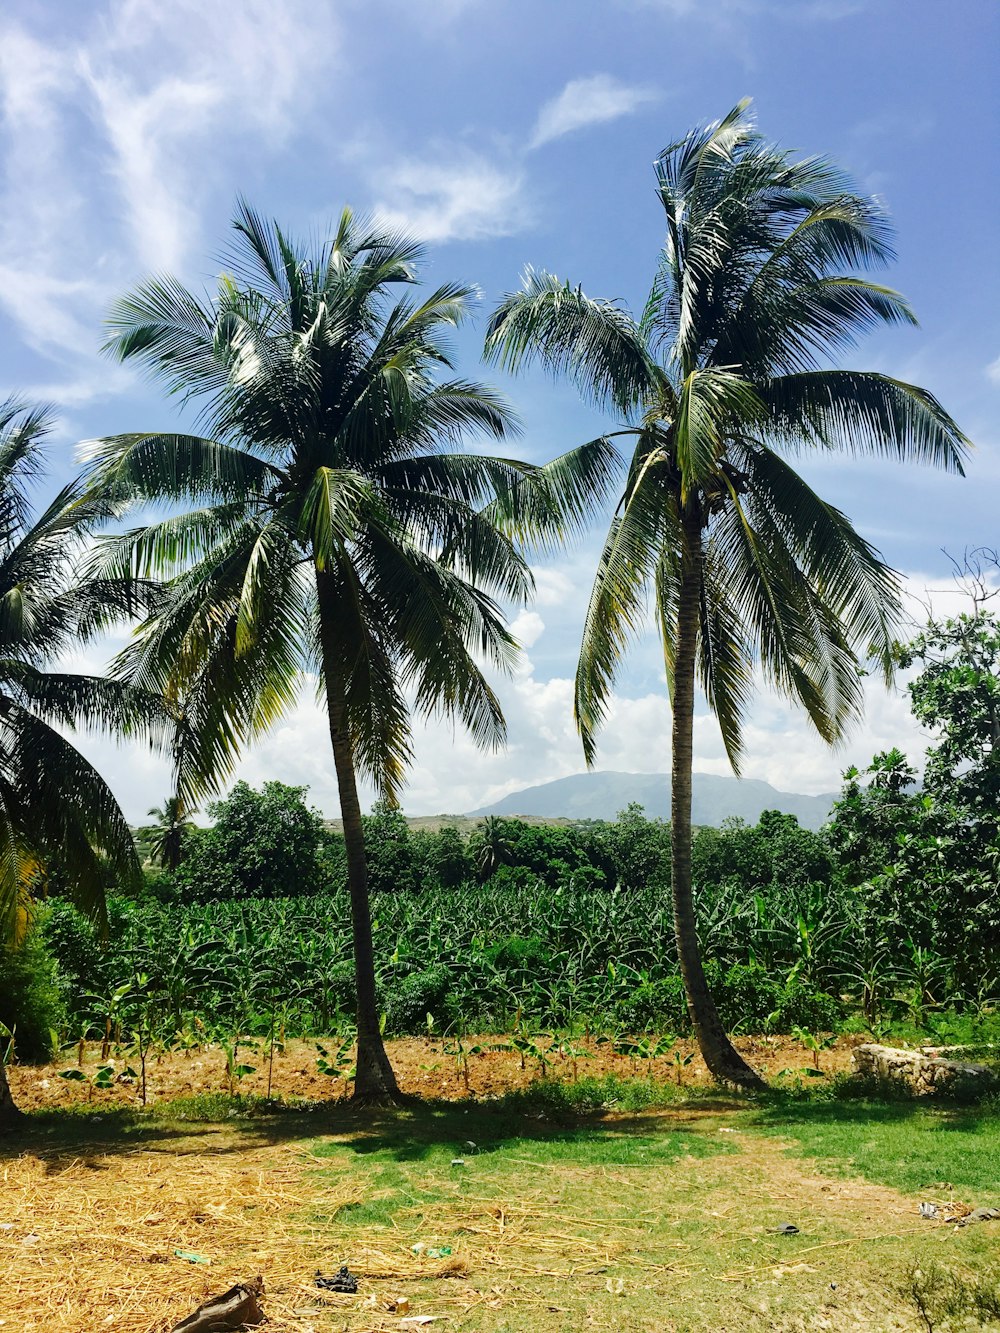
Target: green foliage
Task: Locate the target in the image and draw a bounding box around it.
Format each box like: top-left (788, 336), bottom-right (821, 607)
top-left (903, 608), bottom-right (1000, 824)
top-left (0, 920), bottom-right (65, 1060)
top-left (824, 607), bottom-right (1000, 1007)
top-left (385, 965), bottom-right (454, 1032)
top-left (172, 781), bottom-right (333, 900)
top-left (39, 807), bottom-right (849, 1047)
top-left (604, 803), bottom-right (670, 892)
top-left (362, 802), bottom-right (419, 895)
top-left (0, 399), bottom-right (159, 944)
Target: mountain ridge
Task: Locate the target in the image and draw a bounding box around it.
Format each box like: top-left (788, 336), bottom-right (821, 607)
top-left (468, 769), bottom-right (837, 831)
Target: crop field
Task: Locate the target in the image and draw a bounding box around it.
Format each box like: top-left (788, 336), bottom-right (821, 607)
top-left (3, 1065), bottom-right (1000, 1332)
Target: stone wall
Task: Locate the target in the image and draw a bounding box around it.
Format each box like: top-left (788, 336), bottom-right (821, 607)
top-left (851, 1043), bottom-right (995, 1095)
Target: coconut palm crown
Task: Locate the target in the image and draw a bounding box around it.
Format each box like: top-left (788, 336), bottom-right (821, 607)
top-left (0, 399), bottom-right (166, 1125)
top-left (82, 203), bottom-right (614, 1100)
top-left (485, 102), bottom-right (969, 1086)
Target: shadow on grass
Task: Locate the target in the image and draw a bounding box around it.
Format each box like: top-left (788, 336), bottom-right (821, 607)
top-left (0, 1075), bottom-right (737, 1171)
top-left (750, 1087), bottom-right (995, 1136)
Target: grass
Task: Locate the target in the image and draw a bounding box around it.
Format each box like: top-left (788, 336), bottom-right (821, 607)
top-left (752, 1093), bottom-right (1000, 1199)
top-left (7, 1077), bottom-right (1000, 1330)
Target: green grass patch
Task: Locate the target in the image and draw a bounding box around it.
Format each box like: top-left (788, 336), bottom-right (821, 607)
top-left (750, 1095), bottom-right (1000, 1200)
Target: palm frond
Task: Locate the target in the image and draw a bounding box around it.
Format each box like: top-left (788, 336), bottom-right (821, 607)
top-left (763, 370), bottom-right (969, 471)
top-left (485, 268), bottom-right (654, 414)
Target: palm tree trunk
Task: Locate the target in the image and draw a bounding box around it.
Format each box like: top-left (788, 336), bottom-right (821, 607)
top-left (315, 568), bottom-right (400, 1105)
top-left (0, 1052), bottom-right (23, 1130)
top-left (672, 509), bottom-right (765, 1090)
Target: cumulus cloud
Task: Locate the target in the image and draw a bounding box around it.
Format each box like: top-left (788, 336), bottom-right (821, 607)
top-left (529, 74), bottom-right (659, 150)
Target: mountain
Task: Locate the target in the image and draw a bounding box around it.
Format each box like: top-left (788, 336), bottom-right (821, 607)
top-left (468, 770), bottom-right (837, 831)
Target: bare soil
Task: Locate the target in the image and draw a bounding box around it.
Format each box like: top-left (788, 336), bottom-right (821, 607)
top-left (7, 1031), bottom-right (867, 1113)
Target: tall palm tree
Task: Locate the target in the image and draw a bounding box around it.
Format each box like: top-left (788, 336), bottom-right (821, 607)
top-left (0, 400), bottom-right (160, 1127)
top-left (485, 102), bottom-right (968, 1087)
top-left (470, 815), bottom-right (514, 880)
top-left (82, 204), bottom-right (611, 1102)
top-left (144, 794), bottom-right (194, 871)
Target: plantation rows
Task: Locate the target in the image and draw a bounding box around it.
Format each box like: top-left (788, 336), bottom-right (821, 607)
top-left (9, 717), bottom-right (998, 1064)
top-left (31, 867), bottom-right (973, 1053)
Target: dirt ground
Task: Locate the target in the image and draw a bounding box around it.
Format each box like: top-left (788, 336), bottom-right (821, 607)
top-left (0, 1100), bottom-right (982, 1333)
top-left (7, 1033), bottom-right (983, 1332)
top-left (7, 1031), bottom-right (867, 1113)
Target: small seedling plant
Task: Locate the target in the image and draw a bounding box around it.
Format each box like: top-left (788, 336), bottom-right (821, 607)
top-left (787, 1025), bottom-right (837, 1075)
top-left (58, 1061), bottom-right (138, 1102)
top-left (315, 1035), bottom-right (356, 1084)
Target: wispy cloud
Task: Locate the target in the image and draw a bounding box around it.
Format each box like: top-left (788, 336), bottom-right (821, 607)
top-left (81, 0), bottom-right (340, 271)
top-left (372, 149), bottom-right (529, 244)
top-left (529, 74), bottom-right (659, 150)
top-left (0, 0), bottom-right (340, 408)
top-left (630, 0), bottom-right (865, 18)
top-left (987, 355), bottom-right (1000, 385)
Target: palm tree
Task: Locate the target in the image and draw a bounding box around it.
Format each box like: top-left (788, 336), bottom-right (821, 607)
top-left (470, 815), bottom-right (514, 880)
top-left (485, 102), bottom-right (968, 1087)
top-left (144, 794), bottom-right (194, 871)
top-left (0, 400), bottom-right (160, 1127)
top-left (82, 204), bottom-right (610, 1102)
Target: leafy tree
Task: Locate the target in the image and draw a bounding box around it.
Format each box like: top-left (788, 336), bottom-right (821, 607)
top-left (173, 780), bottom-right (329, 899)
top-left (832, 611), bottom-right (1000, 1001)
top-left (485, 102), bottom-right (967, 1085)
top-left (827, 748), bottom-right (922, 884)
top-left (0, 401), bottom-right (163, 1126)
top-left (362, 801), bottom-right (417, 895)
top-left (415, 825), bottom-right (469, 890)
top-left (694, 810), bottom-right (834, 896)
top-left (82, 205), bottom-right (604, 1101)
top-left (602, 803), bottom-right (671, 893)
top-left (902, 610), bottom-right (1000, 832)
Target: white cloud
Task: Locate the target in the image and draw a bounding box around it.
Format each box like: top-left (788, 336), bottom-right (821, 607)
top-left (65, 561), bottom-right (989, 824)
top-left (372, 150), bottom-right (529, 244)
top-left (80, 0), bottom-right (339, 271)
top-left (533, 568), bottom-right (578, 607)
top-left (0, 1), bottom-right (340, 405)
top-left (987, 355), bottom-right (1000, 385)
top-left (529, 74), bottom-right (659, 150)
top-left (510, 610), bottom-right (545, 650)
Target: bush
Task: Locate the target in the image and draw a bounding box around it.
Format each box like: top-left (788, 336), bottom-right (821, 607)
top-left (0, 920), bottom-right (65, 1060)
top-left (384, 965), bottom-right (454, 1033)
top-left (708, 962), bottom-right (841, 1033)
top-left (483, 935), bottom-right (551, 975)
top-left (615, 977), bottom-right (689, 1032)
top-left (772, 982), bottom-right (842, 1032)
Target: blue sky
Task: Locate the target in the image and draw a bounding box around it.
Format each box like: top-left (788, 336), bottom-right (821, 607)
top-left (1, 0), bottom-right (997, 820)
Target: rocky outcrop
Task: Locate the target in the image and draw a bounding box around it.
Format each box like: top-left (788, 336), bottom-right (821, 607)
top-left (852, 1043), bottom-right (995, 1094)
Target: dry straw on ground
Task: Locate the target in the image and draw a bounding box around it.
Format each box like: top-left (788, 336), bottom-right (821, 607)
top-left (0, 1129), bottom-right (657, 1331)
top-left (0, 1139), bottom-right (335, 1331)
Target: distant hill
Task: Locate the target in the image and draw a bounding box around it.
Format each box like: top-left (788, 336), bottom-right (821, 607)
top-left (468, 770), bottom-right (836, 831)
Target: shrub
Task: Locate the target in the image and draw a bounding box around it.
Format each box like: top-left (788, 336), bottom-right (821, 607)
top-left (384, 965), bottom-right (454, 1033)
top-left (484, 935), bottom-right (551, 975)
top-left (615, 977), bottom-right (689, 1032)
top-left (0, 921), bottom-right (65, 1060)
